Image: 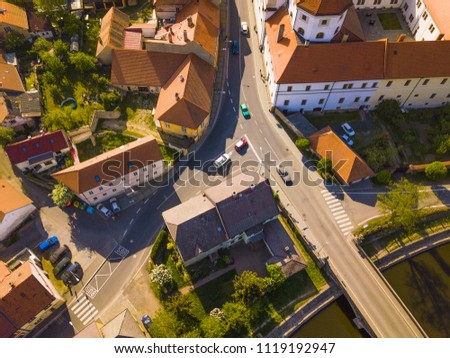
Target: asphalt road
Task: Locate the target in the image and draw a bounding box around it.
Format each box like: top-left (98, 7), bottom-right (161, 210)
top-left (59, 0), bottom-right (425, 337)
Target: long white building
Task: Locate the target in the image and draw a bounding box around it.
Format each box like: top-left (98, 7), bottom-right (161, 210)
top-left (255, 0), bottom-right (450, 112)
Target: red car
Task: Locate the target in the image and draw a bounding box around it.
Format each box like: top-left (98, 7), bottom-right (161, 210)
top-left (235, 137), bottom-right (248, 151)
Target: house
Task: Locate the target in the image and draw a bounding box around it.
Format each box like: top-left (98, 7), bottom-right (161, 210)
top-left (0, 250), bottom-right (64, 338)
top-left (0, 62), bottom-right (25, 94)
top-left (255, 1), bottom-right (450, 113)
top-left (0, 1), bottom-right (29, 38)
top-left (153, 54), bottom-right (215, 141)
top-left (154, 0), bottom-right (192, 19)
top-left (5, 130), bottom-right (70, 173)
top-left (96, 7), bottom-right (130, 65)
top-left (145, 0), bottom-right (220, 67)
top-left (0, 180), bottom-right (35, 242)
top-left (308, 126), bottom-right (375, 184)
top-left (0, 91), bottom-right (41, 131)
top-left (27, 11), bottom-right (54, 39)
top-left (52, 136), bottom-right (164, 206)
top-left (163, 173), bottom-right (280, 266)
top-left (75, 309), bottom-right (146, 338)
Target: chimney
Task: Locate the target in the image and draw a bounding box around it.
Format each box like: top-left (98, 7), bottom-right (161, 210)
top-left (175, 92), bottom-right (180, 100)
top-left (232, 191), bottom-right (237, 198)
top-left (277, 24), bottom-right (285, 42)
top-left (341, 34), bottom-right (349, 43)
top-left (397, 34), bottom-right (406, 42)
top-left (179, 75), bottom-right (184, 82)
top-left (304, 40), bottom-right (310, 47)
top-left (183, 29), bottom-right (188, 41)
top-left (187, 15), bottom-right (194, 28)
top-left (250, 183), bottom-right (255, 190)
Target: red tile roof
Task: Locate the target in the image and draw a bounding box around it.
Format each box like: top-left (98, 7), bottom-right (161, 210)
top-left (308, 126), bottom-right (375, 184)
top-left (424, 0), bottom-right (450, 40)
top-left (5, 130), bottom-right (69, 165)
top-left (123, 29), bottom-right (142, 50)
top-left (297, 0), bottom-right (353, 16)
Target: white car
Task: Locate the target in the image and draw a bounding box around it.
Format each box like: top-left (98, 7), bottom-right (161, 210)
top-left (341, 134), bottom-right (354, 146)
top-left (96, 204), bottom-right (112, 217)
top-left (110, 198), bottom-right (120, 213)
top-left (241, 21), bottom-right (248, 35)
top-left (341, 122), bottom-right (355, 137)
top-left (213, 153), bottom-right (231, 169)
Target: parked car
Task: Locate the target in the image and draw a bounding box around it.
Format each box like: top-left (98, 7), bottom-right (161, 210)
top-left (52, 257), bottom-right (71, 276)
top-left (232, 40), bottom-right (239, 54)
top-left (110, 198), bottom-right (120, 213)
top-left (49, 245), bottom-right (70, 264)
top-left (241, 21), bottom-right (248, 35)
top-left (276, 164), bottom-right (293, 186)
top-left (61, 262), bottom-right (81, 284)
top-left (141, 315), bottom-right (152, 329)
top-left (240, 103), bottom-right (250, 118)
top-left (341, 134), bottom-right (354, 146)
top-left (96, 203), bottom-right (112, 217)
top-left (235, 137), bottom-right (248, 151)
top-left (38, 236), bottom-right (59, 252)
top-left (213, 153), bottom-right (231, 169)
top-left (341, 122), bottom-right (355, 136)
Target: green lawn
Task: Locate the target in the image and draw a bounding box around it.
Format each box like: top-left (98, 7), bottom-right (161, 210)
top-left (76, 132), bottom-right (137, 161)
top-left (305, 111), bottom-right (361, 130)
top-left (159, 145), bottom-right (180, 164)
top-left (377, 13), bottom-right (403, 30)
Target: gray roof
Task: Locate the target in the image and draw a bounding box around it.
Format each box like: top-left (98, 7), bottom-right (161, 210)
top-left (163, 195), bottom-right (227, 262)
top-left (204, 173), bottom-right (279, 238)
top-left (101, 309), bottom-right (145, 338)
top-left (13, 91), bottom-right (42, 117)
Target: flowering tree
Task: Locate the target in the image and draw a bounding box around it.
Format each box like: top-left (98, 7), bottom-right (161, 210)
top-left (150, 265), bottom-right (173, 288)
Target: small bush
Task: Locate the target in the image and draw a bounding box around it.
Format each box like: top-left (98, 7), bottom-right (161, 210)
top-left (150, 230), bottom-right (168, 263)
top-left (425, 161), bottom-right (448, 181)
top-left (375, 169), bottom-right (392, 185)
top-left (295, 138), bottom-right (310, 151)
top-left (167, 242), bottom-right (174, 251)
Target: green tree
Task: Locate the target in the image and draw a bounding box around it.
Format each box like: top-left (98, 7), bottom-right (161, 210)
top-left (101, 90), bottom-right (121, 111)
top-left (42, 108), bottom-right (82, 132)
top-left (295, 137), bottom-right (310, 151)
top-left (57, 13), bottom-right (82, 38)
top-left (40, 52), bottom-right (66, 75)
top-left (264, 264), bottom-right (285, 292)
top-left (52, 39), bottom-right (69, 61)
top-left (200, 315), bottom-right (227, 338)
top-left (232, 271), bottom-right (267, 304)
top-left (32, 37), bottom-right (52, 56)
top-left (164, 294), bottom-right (200, 328)
top-left (377, 178), bottom-right (425, 232)
top-left (148, 309), bottom-right (181, 338)
top-left (222, 301), bottom-right (252, 337)
top-left (425, 161), bottom-right (448, 181)
top-left (5, 30), bottom-right (26, 53)
top-left (50, 183), bottom-right (73, 207)
top-left (317, 157), bottom-right (333, 179)
top-left (33, 0), bottom-right (66, 16)
top-left (375, 99), bottom-right (403, 125)
top-left (69, 52), bottom-right (96, 73)
top-left (375, 169), bottom-right (392, 185)
top-left (0, 127), bottom-right (15, 147)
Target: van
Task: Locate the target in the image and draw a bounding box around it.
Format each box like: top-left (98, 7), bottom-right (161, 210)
top-left (53, 257), bottom-right (70, 277)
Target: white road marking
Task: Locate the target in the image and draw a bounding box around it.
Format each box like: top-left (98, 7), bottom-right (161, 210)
top-left (325, 196), bottom-right (338, 202)
top-left (337, 218), bottom-right (350, 224)
top-left (136, 208), bottom-right (141, 214)
top-left (230, 98), bottom-right (233, 105)
top-left (80, 307), bottom-right (99, 325)
top-left (227, 81), bottom-right (229, 87)
top-left (122, 229), bottom-right (128, 238)
top-left (331, 207), bottom-right (345, 213)
top-left (321, 189), bottom-right (330, 193)
top-left (129, 218), bottom-right (134, 225)
top-left (228, 89), bottom-right (231, 95)
top-left (69, 296), bottom-right (99, 326)
top-left (339, 222), bottom-right (353, 229)
top-left (334, 213), bottom-right (348, 220)
top-left (239, 123), bottom-right (243, 129)
top-left (342, 226), bottom-right (354, 232)
top-left (323, 193), bottom-right (334, 198)
top-left (246, 137), bottom-right (262, 163)
top-left (328, 202), bottom-right (341, 209)
top-left (263, 138), bottom-right (279, 160)
top-left (144, 198), bottom-right (149, 204)
top-left (233, 106), bottom-right (237, 113)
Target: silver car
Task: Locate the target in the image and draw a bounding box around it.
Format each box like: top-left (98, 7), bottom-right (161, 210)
top-left (96, 203), bottom-right (112, 217)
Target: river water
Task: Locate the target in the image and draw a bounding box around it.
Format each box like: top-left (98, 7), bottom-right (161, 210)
top-left (292, 243), bottom-right (450, 338)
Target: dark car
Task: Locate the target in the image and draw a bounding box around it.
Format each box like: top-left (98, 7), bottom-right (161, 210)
top-left (49, 245), bottom-right (70, 264)
top-left (53, 257), bottom-right (71, 276)
top-left (276, 164), bottom-right (293, 186)
top-left (38, 236), bottom-right (59, 252)
top-left (232, 40), bottom-right (239, 54)
top-left (61, 262), bottom-right (81, 284)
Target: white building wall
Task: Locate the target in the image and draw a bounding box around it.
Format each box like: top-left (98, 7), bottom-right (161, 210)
top-left (14, 148), bottom-right (70, 173)
top-left (263, 34), bottom-right (279, 105)
top-left (294, 8), bottom-right (347, 42)
top-left (79, 160), bottom-right (165, 205)
top-left (254, 0), bottom-right (286, 46)
top-left (0, 204), bottom-right (36, 241)
top-left (353, 0), bottom-right (404, 10)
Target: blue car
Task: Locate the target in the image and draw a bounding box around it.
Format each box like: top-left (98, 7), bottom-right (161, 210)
top-left (232, 40), bottom-right (239, 55)
top-left (141, 315), bottom-right (152, 329)
top-left (38, 236), bottom-right (59, 252)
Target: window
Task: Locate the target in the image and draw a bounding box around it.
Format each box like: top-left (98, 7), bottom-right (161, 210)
top-left (93, 197), bottom-right (98, 201)
top-left (334, 27), bottom-right (339, 34)
top-left (127, 161), bottom-right (133, 168)
top-left (430, 93), bottom-right (436, 99)
top-left (386, 81), bottom-right (393, 87)
top-left (324, 84), bottom-right (330, 90)
top-left (143, 167), bottom-right (147, 171)
top-left (319, 98), bottom-right (325, 104)
top-left (165, 123), bottom-right (170, 128)
top-left (409, 14), bottom-right (414, 23)
top-left (316, 32), bottom-right (324, 39)
top-left (89, 191), bottom-right (94, 195)
top-left (338, 98), bottom-right (345, 104)
top-left (50, 138), bottom-right (55, 144)
top-left (343, 83), bottom-right (353, 89)
top-left (302, 14), bottom-right (308, 21)
top-left (372, 82), bottom-right (378, 88)
top-left (423, 79), bottom-right (429, 85)
top-left (320, 20), bottom-right (328, 26)
top-left (364, 96), bottom-right (371, 102)
top-left (4, 26), bottom-right (11, 32)
top-left (301, 100), bottom-right (307, 105)
top-left (137, 86), bottom-right (149, 92)
top-left (99, 186), bottom-right (104, 191)
top-left (95, 175), bottom-right (100, 182)
top-left (103, 193), bottom-right (107, 197)
top-left (112, 189), bottom-right (117, 192)
top-left (404, 3), bottom-right (409, 11)
top-left (414, 94), bottom-right (419, 97)
top-left (378, 95), bottom-right (384, 101)
top-left (396, 95), bottom-right (402, 98)
top-left (390, 0), bottom-right (398, 4)
top-left (182, 127), bottom-right (187, 133)
top-left (108, 182), bottom-right (113, 186)
top-left (306, 85), bottom-right (311, 91)
top-left (429, 24), bottom-right (435, 33)
top-left (354, 97), bottom-right (360, 103)
top-left (422, 12), bottom-right (428, 20)
top-left (362, 82), bottom-right (367, 89)
top-left (35, 143), bottom-right (40, 148)
top-left (404, 80), bottom-right (411, 86)
top-left (447, 93), bottom-right (450, 98)
top-left (417, 0), bottom-right (422, 7)
top-left (287, 86), bottom-right (293, 92)
top-left (441, 78), bottom-right (448, 85)
top-left (356, 0), bottom-right (365, 5)
top-left (284, 100), bottom-right (290, 106)
top-left (374, 0), bottom-right (381, 4)
top-left (298, 27), bottom-right (305, 36)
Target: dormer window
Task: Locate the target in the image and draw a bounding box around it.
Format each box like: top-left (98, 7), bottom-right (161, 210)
top-left (95, 175), bottom-right (100, 182)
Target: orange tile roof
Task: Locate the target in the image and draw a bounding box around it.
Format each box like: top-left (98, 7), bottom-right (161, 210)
top-left (0, 93), bottom-right (9, 123)
top-left (111, 49), bottom-right (187, 87)
top-left (0, 1), bottom-right (29, 31)
top-left (52, 136), bottom-right (163, 194)
top-left (0, 179), bottom-right (33, 223)
top-left (154, 54), bottom-right (215, 129)
top-left (122, 29), bottom-right (142, 50)
top-left (0, 261), bottom-right (55, 338)
top-left (96, 7), bottom-right (130, 57)
top-left (0, 63), bottom-right (25, 93)
top-left (424, 0), bottom-right (450, 40)
top-left (297, 0), bottom-right (353, 16)
top-left (333, 4), bottom-right (365, 42)
top-left (308, 126), bottom-right (375, 184)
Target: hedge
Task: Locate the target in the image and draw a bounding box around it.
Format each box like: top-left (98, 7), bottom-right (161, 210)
top-left (150, 229), bottom-right (168, 263)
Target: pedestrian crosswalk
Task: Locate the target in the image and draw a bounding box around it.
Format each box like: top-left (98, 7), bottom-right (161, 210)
top-left (321, 189), bottom-right (354, 236)
top-left (69, 295), bottom-right (98, 326)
